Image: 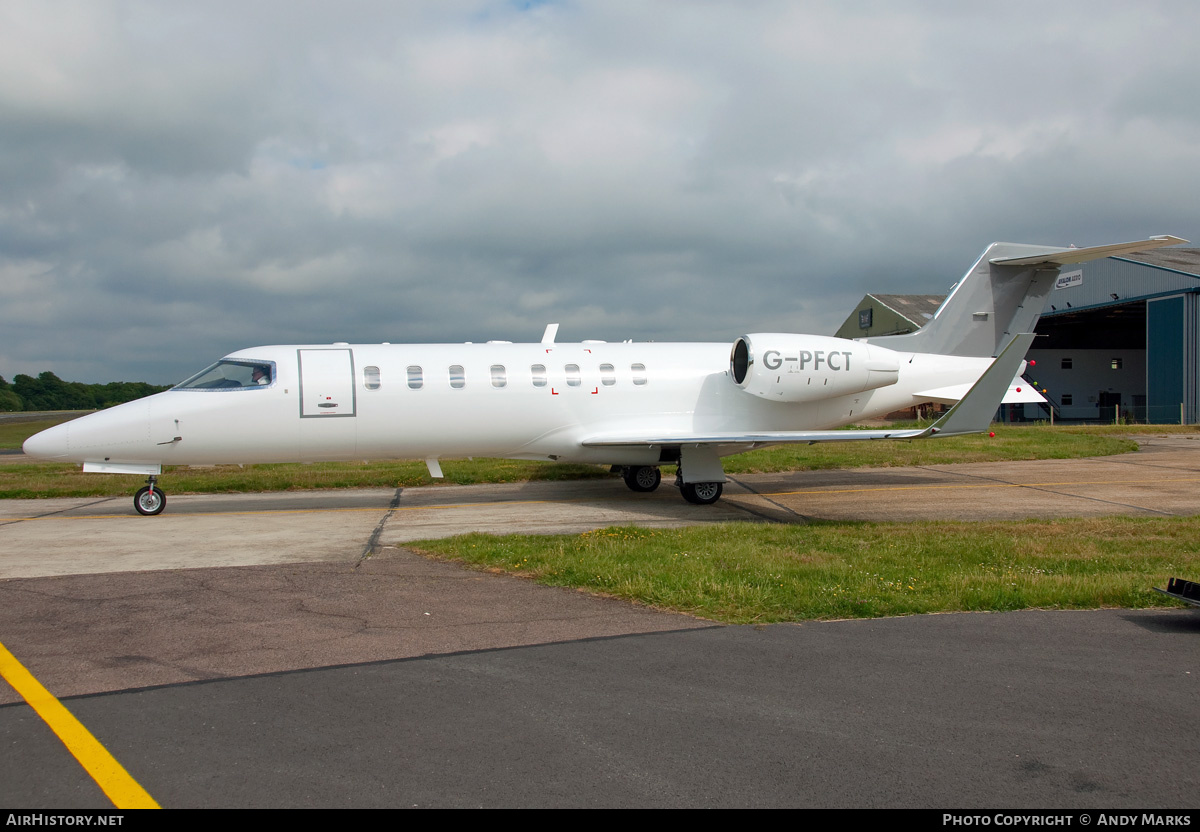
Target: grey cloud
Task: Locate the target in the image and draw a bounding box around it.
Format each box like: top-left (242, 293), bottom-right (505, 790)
top-left (2, 0), bottom-right (1198, 383)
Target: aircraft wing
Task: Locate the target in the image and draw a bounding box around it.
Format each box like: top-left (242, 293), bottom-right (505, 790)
top-left (582, 426), bottom-right (932, 448)
top-left (583, 333), bottom-right (1036, 449)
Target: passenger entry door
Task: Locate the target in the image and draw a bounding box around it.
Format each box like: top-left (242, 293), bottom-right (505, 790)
top-left (298, 348), bottom-right (357, 459)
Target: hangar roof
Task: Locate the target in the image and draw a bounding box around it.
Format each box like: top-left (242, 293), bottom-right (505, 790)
top-left (868, 294), bottom-right (944, 327)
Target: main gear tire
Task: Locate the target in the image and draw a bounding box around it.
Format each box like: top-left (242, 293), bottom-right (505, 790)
top-left (623, 466), bottom-right (662, 493)
top-left (680, 481), bottom-right (723, 505)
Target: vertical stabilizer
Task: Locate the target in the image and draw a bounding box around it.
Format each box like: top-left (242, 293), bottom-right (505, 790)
top-left (866, 236), bottom-right (1186, 357)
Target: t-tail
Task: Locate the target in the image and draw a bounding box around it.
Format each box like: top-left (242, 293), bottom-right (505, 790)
top-left (866, 236), bottom-right (1187, 358)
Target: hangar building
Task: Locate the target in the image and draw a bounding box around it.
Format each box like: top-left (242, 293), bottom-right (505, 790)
top-left (836, 248), bottom-right (1200, 424)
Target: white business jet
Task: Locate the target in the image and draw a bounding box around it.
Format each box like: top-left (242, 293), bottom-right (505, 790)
top-left (24, 235), bottom-right (1185, 515)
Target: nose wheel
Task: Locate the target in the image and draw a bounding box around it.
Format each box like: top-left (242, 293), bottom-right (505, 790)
top-left (134, 477), bottom-right (166, 516)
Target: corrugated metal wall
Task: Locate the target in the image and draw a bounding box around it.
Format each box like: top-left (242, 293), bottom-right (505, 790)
top-left (1043, 257), bottom-right (1200, 314)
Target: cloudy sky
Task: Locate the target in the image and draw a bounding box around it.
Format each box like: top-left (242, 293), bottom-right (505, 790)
top-left (2, 1), bottom-right (1197, 384)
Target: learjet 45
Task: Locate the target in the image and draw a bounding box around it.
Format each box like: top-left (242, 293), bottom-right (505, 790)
top-left (23, 235), bottom-right (1185, 514)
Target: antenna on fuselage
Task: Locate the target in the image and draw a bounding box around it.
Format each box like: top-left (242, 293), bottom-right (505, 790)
top-left (541, 323), bottom-right (559, 344)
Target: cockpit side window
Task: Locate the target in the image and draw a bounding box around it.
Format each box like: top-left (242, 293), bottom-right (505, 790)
top-left (175, 360), bottom-right (275, 390)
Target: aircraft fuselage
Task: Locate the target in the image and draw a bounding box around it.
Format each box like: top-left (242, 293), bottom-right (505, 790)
top-left (24, 339), bottom-right (992, 470)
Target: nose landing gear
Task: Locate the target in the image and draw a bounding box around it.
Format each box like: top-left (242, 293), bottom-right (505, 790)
top-left (134, 475), bottom-right (166, 516)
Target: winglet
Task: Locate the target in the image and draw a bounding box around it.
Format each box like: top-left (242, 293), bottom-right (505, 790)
top-left (922, 333), bottom-right (1037, 437)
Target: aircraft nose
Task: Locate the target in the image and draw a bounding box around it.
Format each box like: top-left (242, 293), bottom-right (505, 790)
top-left (22, 422), bottom-right (70, 460)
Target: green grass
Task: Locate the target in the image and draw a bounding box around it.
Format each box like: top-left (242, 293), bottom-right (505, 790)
top-left (720, 425), bottom-right (1150, 473)
top-left (0, 459), bottom-right (613, 499)
top-left (0, 416), bottom-right (78, 450)
top-left (409, 517), bottom-right (1200, 623)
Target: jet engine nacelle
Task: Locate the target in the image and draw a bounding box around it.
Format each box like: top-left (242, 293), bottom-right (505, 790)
top-left (730, 333), bottom-right (901, 403)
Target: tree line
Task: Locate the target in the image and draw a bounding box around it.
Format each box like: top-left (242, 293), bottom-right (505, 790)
top-left (0, 372), bottom-right (171, 412)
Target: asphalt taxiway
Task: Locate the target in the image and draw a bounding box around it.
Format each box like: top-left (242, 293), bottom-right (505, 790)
top-left (1, 436), bottom-right (1198, 807)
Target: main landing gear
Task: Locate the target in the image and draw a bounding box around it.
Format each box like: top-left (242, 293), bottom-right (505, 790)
top-left (679, 480), bottom-right (723, 505)
top-left (619, 465), bottom-right (724, 505)
top-left (134, 475), bottom-right (166, 516)
top-left (621, 465), bottom-right (662, 493)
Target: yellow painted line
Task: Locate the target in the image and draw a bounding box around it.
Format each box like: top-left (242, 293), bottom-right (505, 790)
top-left (757, 476), bottom-right (1200, 499)
top-left (2, 506), bottom-right (393, 521)
top-left (393, 498), bottom-right (566, 511)
top-left (3, 474), bottom-right (1199, 521)
top-left (2, 499), bottom-right (574, 521)
top-left (0, 640), bottom-right (160, 809)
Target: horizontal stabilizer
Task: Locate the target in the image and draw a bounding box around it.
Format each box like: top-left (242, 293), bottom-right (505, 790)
top-left (989, 235), bottom-right (1188, 267)
top-left (917, 377), bottom-right (1046, 406)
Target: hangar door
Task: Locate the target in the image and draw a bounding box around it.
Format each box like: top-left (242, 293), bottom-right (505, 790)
top-left (1147, 297), bottom-right (1183, 424)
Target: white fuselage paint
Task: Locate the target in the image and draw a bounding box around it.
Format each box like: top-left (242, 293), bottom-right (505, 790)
top-left (27, 340), bottom-right (995, 469)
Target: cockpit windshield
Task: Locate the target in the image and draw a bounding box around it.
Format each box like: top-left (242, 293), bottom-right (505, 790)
top-left (175, 360), bottom-right (274, 390)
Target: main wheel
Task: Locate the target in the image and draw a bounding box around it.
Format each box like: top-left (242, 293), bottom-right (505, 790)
top-left (623, 465), bottom-right (661, 493)
top-left (680, 481), bottom-right (723, 505)
top-left (134, 486), bottom-right (166, 516)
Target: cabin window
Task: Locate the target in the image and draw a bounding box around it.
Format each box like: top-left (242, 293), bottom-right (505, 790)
top-left (1111, 358), bottom-right (1123, 370)
top-left (566, 364), bottom-right (581, 387)
top-left (531, 364), bottom-right (547, 387)
top-left (1061, 394), bottom-right (1073, 405)
top-left (449, 365), bottom-right (465, 389)
top-left (600, 363), bottom-right (616, 386)
top-left (631, 363), bottom-right (647, 386)
top-left (175, 360), bottom-right (275, 390)
top-left (407, 366), bottom-right (423, 390)
top-left (364, 366), bottom-right (381, 390)
top-left (1061, 358), bottom-right (1073, 370)
top-left (491, 365), bottom-right (507, 388)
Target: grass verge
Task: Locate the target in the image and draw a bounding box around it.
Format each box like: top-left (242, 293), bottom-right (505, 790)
top-left (409, 517), bottom-right (1200, 623)
top-left (0, 417), bottom-right (79, 450)
top-left (0, 459), bottom-right (613, 499)
top-left (720, 424), bottom-right (1153, 473)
